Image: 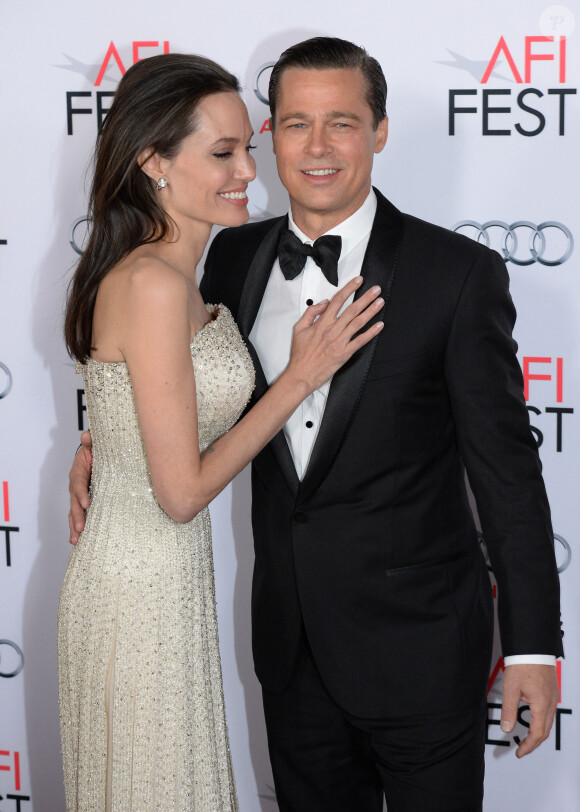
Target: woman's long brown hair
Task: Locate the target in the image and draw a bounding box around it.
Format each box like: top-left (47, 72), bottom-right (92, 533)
top-left (64, 53), bottom-right (240, 362)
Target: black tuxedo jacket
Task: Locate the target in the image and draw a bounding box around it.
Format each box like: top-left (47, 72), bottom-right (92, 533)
top-left (201, 189), bottom-right (563, 718)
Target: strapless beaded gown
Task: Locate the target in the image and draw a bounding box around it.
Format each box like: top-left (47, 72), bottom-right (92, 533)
top-left (58, 306), bottom-right (254, 812)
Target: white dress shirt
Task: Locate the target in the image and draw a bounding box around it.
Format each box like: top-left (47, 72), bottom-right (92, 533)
top-left (248, 189), bottom-right (555, 669)
top-left (250, 190), bottom-right (376, 479)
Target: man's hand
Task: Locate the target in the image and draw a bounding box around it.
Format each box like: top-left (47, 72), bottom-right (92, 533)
top-left (500, 664), bottom-right (559, 757)
top-left (68, 430), bottom-right (93, 544)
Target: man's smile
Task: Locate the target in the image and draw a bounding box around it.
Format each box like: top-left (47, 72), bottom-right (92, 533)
top-left (302, 169), bottom-right (339, 176)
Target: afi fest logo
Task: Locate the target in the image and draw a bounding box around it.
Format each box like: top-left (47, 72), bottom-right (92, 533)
top-left (59, 40), bottom-right (171, 135)
top-left (523, 356), bottom-right (574, 452)
top-left (1, 482), bottom-right (19, 569)
top-left (0, 748), bottom-right (30, 810)
top-left (443, 9), bottom-right (577, 136)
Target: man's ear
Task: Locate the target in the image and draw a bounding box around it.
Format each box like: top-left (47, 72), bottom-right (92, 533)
top-left (138, 147), bottom-right (166, 182)
top-left (374, 117), bottom-right (388, 154)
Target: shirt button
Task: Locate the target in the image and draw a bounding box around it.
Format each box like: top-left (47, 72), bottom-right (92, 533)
top-left (305, 420), bottom-right (314, 428)
top-left (306, 298), bottom-right (313, 306)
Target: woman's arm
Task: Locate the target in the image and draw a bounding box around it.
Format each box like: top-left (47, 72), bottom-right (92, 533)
top-left (68, 263), bottom-right (383, 531)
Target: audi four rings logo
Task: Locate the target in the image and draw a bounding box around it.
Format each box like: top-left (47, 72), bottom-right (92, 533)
top-left (0, 361), bottom-right (13, 399)
top-left (253, 62), bottom-right (275, 105)
top-left (0, 639), bottom-right (24, 678)
top-left (478, 532), bottom-right (571, 574)
top-left (452, 221), bottom-right (573, 266)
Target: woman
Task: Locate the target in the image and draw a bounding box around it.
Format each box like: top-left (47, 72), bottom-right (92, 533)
top-left (59, 53), bottom-right (383, 810)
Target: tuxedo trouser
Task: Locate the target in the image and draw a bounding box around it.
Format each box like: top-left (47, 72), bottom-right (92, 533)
top-left (262, 634), bottom-right (486, 812)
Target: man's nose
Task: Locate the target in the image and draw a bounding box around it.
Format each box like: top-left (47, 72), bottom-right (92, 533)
top-left (305, 124), bottom-right (331, 156)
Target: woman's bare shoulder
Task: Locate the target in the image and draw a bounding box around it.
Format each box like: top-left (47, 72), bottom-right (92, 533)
top-left (112, 249), bottom-right (187, 294)
top-left (92, 250), bottom-right (191, 361)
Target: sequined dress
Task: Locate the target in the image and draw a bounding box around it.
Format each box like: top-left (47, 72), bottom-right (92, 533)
top-left (58, 305), bottom-right (254, 811)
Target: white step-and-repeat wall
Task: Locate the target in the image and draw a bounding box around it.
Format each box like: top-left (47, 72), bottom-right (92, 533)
top-left (1, 1), bottom-right (578, 809)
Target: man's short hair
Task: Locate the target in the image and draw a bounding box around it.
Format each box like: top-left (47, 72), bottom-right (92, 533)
top-left (268, 36), bottom-right (387, 129)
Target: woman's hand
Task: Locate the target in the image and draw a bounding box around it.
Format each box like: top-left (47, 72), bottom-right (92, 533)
top-left (286, 276), bottom-right (384, 394)
top-left (68, 430), bottom-right (93, 544)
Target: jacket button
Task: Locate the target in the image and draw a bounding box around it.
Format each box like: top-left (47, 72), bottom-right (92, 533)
top-left (293, 511), bottom-right (308, 524)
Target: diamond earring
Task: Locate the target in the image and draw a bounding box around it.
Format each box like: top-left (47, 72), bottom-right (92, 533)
top-left (156, 177), bottom-right (168, 190)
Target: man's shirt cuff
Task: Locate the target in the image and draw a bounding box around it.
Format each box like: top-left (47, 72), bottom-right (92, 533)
top-left (503, 654), bottom-right (556, 667)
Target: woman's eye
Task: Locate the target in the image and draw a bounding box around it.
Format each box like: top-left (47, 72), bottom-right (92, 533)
top-left (213, 152), bottom-right (232, 159)
top-left (247, 144), bottom-right (257, 152)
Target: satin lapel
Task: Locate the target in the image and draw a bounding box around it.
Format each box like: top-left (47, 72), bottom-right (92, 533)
top-left (237, 216), bottom-right (286, 403)
top-left (298, 191), bottom-right (404, 503)
top-left (237, 216), bottom-right (287, 340)
top-left (237, 215), bottom-right (300, 495)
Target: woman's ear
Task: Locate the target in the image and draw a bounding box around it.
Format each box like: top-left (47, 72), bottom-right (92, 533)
top-left (138, 148), bottom-right (166, 182)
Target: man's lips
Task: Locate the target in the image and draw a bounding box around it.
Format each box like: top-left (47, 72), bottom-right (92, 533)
top-left (301, 169), bottom-right (339, 176)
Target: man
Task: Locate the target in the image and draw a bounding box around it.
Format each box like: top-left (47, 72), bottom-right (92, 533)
top-left (70, 37), bottom-right (562, 811)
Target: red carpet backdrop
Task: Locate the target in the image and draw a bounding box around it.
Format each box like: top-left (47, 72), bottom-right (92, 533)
top-left (1, 1), bottom-right (578, 808)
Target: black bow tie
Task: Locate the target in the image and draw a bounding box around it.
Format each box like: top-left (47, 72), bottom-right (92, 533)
top-left (278, 229), bottom-right (342, 286)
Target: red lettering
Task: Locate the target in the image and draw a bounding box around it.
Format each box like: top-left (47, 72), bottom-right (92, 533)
top-left (559, 37), bottom-right (566, 83)
top-left (2, 481), bottom-right (8, 522)
top-left (132, 41), bottom-right (170, 63)
top-left (133, 41), bottom-right (158, 62)
top-left (487, 657), bottom-right (505, 694)
top-left (0, 750), bottom-right (19, 788)
top-left (259, 119), bottom-right (272, 134)
top-left (525, 36), bottom-right (555, 83)
top-left (482, 35), bottom-right (567, 85)
top-left (95, 41), bottom-right (126, 87)
top-left (556, 357), bottom-right (563, 402)
top-left (481, 36), bottom-right (523, 84)
top-left (522, 356), bottom-right (552, 401)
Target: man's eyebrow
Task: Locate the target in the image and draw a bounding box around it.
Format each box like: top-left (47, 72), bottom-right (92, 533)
top-left (278, 111), bottom-right (362, 123)
top-left (278, 112), bottom-right (309, 123)
top-left (325, 111), bottom-right (362, 122)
